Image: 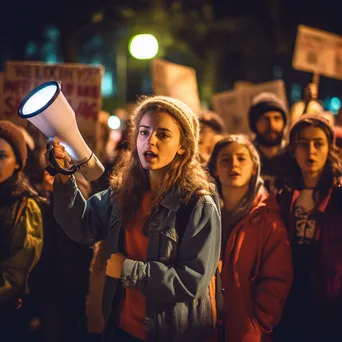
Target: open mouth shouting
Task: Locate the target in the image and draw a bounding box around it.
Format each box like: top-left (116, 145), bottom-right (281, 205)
top-left (143, 150), bottom-right (158, 162)
top-left (228, 171), bottom-right (240, 178)
top-left (306, 158), bottom-right (315, 167)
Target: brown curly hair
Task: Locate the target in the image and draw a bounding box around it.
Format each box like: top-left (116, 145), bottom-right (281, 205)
top-left (287, 115), bottom-right (342, 197)
top-left (109, 100), bottom-right (216, 224)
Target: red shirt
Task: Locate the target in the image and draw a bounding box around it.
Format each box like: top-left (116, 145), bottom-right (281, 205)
top-left (119, 192), bottom-right (153, 341)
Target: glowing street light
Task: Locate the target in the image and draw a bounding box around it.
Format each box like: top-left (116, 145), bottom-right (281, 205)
top-left (108, 115), bottom-right (121, 130)
top-left (129, 34), bottom-right (159, 60)
top-left (117, 34), bottom-right (159, 105)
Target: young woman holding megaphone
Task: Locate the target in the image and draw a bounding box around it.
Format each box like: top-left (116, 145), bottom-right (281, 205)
top-left (45, 95), bottom-right (222, 342)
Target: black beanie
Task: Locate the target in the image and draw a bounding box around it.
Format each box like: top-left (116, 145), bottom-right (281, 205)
top-left (248, 92), bottom-right (288, 133)
top-left (0, 120), bottom-right (27, 171)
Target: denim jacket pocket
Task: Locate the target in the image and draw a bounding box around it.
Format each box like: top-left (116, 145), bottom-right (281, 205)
top-left (159, 225), bottom-right (179, 263)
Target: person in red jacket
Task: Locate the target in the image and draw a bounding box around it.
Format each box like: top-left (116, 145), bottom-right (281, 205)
top-left (208, 135), bottom-right (293, 342)
top-left (274, 113), bottom-right (342, 342)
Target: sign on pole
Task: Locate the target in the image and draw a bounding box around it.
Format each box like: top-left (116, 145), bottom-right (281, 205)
top-left (293, 25), bottom-right (342, 80)
top-left (152, 58), bottom-right (201, 114)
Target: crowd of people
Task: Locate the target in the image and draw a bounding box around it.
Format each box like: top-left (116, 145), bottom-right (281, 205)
top-left (1, 84), bottom-right (342, 342)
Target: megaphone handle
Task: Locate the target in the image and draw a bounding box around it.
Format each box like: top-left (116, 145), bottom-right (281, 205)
top-left (46, 142), bottom-right (78, 176)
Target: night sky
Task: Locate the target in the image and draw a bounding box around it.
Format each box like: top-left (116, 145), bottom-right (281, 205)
top-left (0, 0), bottom-right (341, 99)
top-left (1, 0), bottom-right (341, 56)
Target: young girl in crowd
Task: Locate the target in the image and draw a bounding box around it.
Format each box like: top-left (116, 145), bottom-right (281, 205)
top-left (274, 113), bottom-right (342, 342)
top-left (47, 96), bottom-right (221, 342)
top-left (0, 120), bottom-right (43, 336)
top-left (207, 135), bottom-right (292, 342)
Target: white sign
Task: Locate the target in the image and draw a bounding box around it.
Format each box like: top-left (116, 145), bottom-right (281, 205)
top-left (293, 25), bottom-right (342, 80)
top-left (212, 90), bottom-right (249, 135)
top-left (213, 80), bottom-right (288, 135)
top-left (238, 79), bottom-right (288, 112)
top-left (152, 58), bottom-right (201, 114)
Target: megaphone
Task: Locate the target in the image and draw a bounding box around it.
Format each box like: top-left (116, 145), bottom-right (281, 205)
top-left (18, 81), bottom-right (104, 181)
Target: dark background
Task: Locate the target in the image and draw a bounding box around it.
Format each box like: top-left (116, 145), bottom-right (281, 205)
top-left (0, 0), bottom-right (341, 110)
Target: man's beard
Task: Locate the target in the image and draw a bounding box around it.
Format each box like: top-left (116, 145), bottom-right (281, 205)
top-left (255, 130), bottom-right (283, 147)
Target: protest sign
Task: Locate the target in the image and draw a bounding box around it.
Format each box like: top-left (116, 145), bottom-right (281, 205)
top-left (212, 90), bottom-right (250, 134)
top-left (238, 79), bottom-right (288, 112)
top-left (0, 61), bottom-right (104, 152)
top-left (213, 80), bottom-right (287, 135)
top-left (293, 25), bottom-right (342, 80)
top-left (152, 58), bottom-right (201, 114)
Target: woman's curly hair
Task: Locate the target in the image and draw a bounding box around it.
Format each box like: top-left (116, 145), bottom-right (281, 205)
top-left (109, 102), bottom-right (216, 224)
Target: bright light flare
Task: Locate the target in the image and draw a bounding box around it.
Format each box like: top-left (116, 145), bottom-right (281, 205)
top-left (108, 115), bottom-right (121, 130)
top-left (129, 34), bottom-right (159, 60)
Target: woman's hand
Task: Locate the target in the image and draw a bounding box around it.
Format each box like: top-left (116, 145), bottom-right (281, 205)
top-left (105, 253), bottom-right (126, 279)
top-left (44, 138), bottom-right (73, 183)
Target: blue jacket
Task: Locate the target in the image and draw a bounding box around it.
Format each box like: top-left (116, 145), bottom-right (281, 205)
top-left (53, 176), bottom-right (221, 342)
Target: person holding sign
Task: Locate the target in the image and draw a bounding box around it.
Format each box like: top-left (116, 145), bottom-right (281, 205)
top-left (274, 114), bottom-right (342, 341)
top-left (46, 96), bottom-right (221, 342)
top-left (289, 83), bottom-right (324, 126)
top-left (207, 135), bottom-right (292, 342)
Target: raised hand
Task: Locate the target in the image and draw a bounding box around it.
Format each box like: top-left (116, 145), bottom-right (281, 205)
top-left (44, 138), bottom-right (73, 182)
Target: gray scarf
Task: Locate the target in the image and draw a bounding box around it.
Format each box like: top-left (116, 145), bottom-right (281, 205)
top-left (221, 173), bottom-right (264, 254)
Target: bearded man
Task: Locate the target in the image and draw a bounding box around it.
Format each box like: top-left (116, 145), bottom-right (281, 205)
top-left (248, 92), bottom-right (289, 194)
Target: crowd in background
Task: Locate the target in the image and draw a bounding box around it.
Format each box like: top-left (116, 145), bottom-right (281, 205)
top-left (1, 81), bottom-right (342, 342)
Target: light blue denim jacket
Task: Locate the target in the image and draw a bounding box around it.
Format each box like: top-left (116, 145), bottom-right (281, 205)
top-left (53, 176), bottom-right (221, 342)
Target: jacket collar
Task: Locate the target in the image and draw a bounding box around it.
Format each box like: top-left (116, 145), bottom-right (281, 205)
top-left (290, 188), bottom-right (332, 213)
top-left (160, 190), bottom-right (182, 211)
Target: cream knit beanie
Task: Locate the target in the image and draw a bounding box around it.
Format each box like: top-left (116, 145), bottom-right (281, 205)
top-left (132, 96), bottom-right (200, 159)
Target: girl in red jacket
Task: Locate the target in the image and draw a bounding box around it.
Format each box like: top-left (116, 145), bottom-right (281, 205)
top-left (208, 135), bottom-right (293, 342)
top-left (274, 113), bottom-right (342, 342)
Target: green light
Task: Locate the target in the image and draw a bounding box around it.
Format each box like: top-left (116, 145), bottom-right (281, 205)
top-left (129, 34), bottom-right (159, 60)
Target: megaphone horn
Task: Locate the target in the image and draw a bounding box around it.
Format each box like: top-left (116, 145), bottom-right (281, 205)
top-left (18, 81), bottom-right (104, 182)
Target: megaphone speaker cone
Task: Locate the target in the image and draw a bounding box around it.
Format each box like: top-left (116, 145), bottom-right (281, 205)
top-left (18, 81), bottom-right (104, 181)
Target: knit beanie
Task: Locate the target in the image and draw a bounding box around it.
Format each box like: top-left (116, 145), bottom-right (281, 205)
top-left (248, 92), bottom-right (288, 133)
top-left (199, 110), bottom-right (227, 134)
top-left (289, 113), bottom-right (335, 146)
top-left (0, 120), bottom-right (27, 171)
top-left (132, 96), bottom-right (200, 159)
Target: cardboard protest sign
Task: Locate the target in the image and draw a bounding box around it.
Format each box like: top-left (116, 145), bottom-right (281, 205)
top-left (0, 61), bottom-right (104, 152)
top-left (293, 25), bottom-right (342, 80)
top-left (152, 58), bottom-right (201, 114)
top-left (213, 80), bottom-right (288, 135)
top-left (234, 81), bottom-right (253, 91)
top-left (212, 90), bottom-right (250, 135)
top-left (237, 79), bottom-right (288, 112)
